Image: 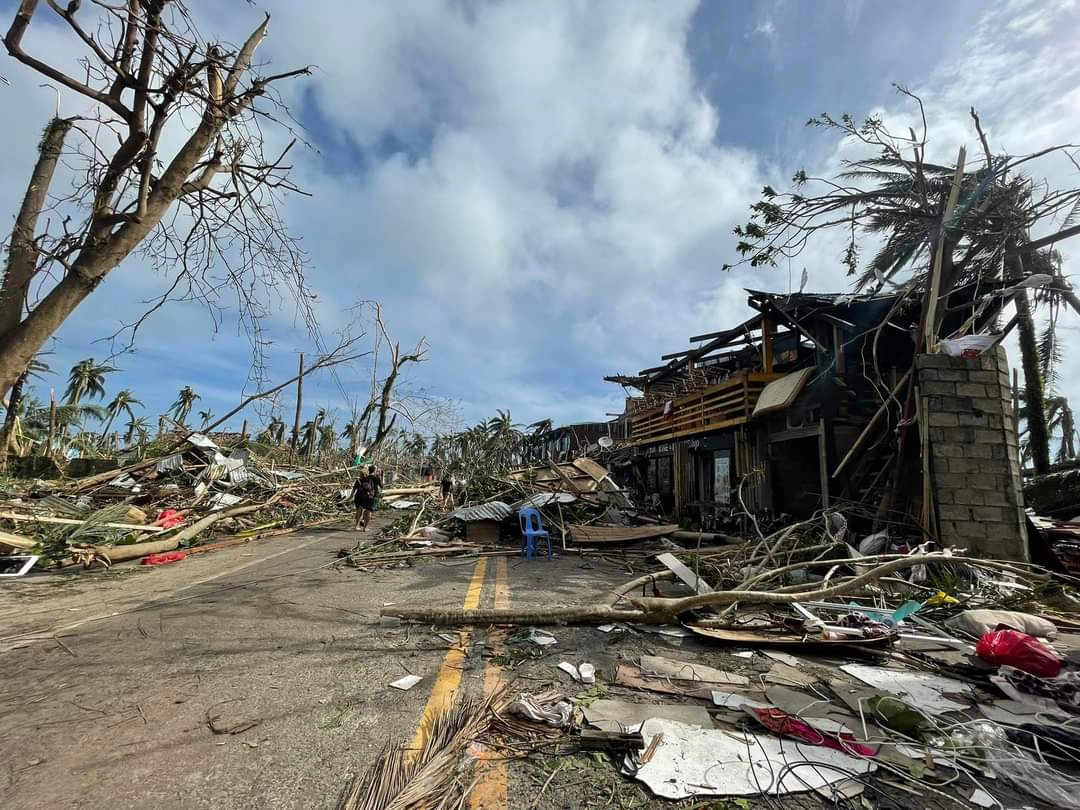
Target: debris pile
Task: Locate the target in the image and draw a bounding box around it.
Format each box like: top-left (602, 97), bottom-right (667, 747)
top-left (371, 509), bottom-right (1080, 807)
top-left (0, 431), bottom-right (359, 572)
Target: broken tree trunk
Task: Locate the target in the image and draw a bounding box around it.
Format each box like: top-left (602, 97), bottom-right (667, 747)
top-left (381, 554), bottom-right (1053, 626)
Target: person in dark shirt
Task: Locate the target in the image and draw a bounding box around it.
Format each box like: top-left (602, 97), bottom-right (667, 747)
top-left (440, 472), bottom-right (454, 511)
top-left (351, 465), bottom-right (383, 531)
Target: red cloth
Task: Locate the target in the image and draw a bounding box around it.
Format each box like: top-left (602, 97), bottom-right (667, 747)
top-left (153, 509), bottom-right (185, 529)
top-left (750, 707), bottom-right (876, 757)
top-left (976, 627), bottom-right (1062, 678)
top-left (141, 551), bottom-right (186, 566)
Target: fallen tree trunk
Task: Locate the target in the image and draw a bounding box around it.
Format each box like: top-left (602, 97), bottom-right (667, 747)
top-left (669, 530), bottom-right (744, 545)
top-left (381, 554), bottom-right (1057, 627)
top-left (384, 604), bottom-right (656, 626)
top-left (88, 490), bottom-right (294, 565)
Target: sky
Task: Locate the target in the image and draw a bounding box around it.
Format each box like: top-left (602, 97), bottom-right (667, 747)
top-left (0, 0), bottom-right (1078, 439)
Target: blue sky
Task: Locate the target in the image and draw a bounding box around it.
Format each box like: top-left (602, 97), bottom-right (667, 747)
top-left (0, 0), bottom-right (1078, 438)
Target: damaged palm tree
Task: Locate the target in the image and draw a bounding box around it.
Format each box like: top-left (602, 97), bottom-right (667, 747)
top-left (729, 90), bottom-right (1080, 475)
top-left (0, 0), bottom-right (313, 398)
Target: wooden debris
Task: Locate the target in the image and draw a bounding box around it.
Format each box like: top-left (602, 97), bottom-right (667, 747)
top-left (568, 523), bottom-right (679, 544)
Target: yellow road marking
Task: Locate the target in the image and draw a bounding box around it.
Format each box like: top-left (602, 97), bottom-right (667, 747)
top-left (409, 557), bottom-right (488, 756)
top-left (469, 555), bottom-right (509, 809)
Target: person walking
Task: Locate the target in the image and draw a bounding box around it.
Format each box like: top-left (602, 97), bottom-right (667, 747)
top-left (351, 465), bottom-right (382, 531)
top-left (440, 471), bottom-right (455, 511)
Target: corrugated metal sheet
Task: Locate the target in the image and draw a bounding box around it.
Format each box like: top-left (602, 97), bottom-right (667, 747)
top-left (228, 465), bottom-right (252, 485)
top-left (513, 492), bottom-right (578, 510)
top-left (450, 501), bottom-right (513, 523)
top-left (156, 454), bottom-right (184, 473)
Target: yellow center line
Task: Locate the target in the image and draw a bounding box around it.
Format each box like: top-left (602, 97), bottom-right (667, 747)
top-left (409, 557), bottom-right (488, 757)
top-left (469, 554), bottom-right (509, 809)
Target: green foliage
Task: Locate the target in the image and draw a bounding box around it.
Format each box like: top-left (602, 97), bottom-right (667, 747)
top-left (169, 385), bottom-right (200, 426)
top-left (64, 358), bottom-right (117, 405)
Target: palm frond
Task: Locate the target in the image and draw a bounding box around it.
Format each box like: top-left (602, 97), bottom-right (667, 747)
top-left (1038, 321), bottom-right (1061, 393)
top-left (336, 694), bottom-right (496, 810)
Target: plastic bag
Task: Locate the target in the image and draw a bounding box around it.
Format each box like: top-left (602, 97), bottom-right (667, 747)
top-left (976, 628), bottom-right (1063, 677)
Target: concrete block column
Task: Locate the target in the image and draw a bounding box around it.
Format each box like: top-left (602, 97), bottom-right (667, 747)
top-left (918, 346), bottom-right (1028, 561)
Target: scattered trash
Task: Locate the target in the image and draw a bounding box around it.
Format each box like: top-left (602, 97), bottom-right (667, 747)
top-left (976, 627), bottom-right (1063, 677)
top-left (629, 718), bottom-right (874, 799)
top-left (578, 663), bottom-right (596, 684)
top-left (582, 699), bottom-right (712, 732)
top-left (141, 551), bottom-right (186, 565)
top-left (389, 674), bottom-right (423, 691)
top-left (639, 654), bottom-right (749, 687)
top-left (948, 610), bottom-right (1057, 639)
top-left (557, 662), bottom-right (582, 682)
top-left (507, 693), bottom-right (572, 728)
top-left (0, 554), bottom-right (39, 577)
top-left (510, 628), bottom-right (557, 647)
top-left (839, 664), bottom-right (972, 715)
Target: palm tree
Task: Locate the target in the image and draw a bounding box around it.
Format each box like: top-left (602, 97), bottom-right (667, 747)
top-left (198, 409), bottom-right (214, 429)
top-left (301, 408), bottom-right (327, 459)
top-left (1047, 396), bottom-right (1077, 463)
top-left (169, 386), bottom-right (200, 427)
top-left (298, 419), bottom-right (319, 459)
top-left (257, 415), bottom-right (286, 445)
top-left (123, 416), bottom-right (150, 446)
top-left (318, 422), bottom-right (339, 460)
top-left (732, 101), bottom-right (1080, 476)
top-left (53, 403), bottom-right (106, 435)
top-left (1, 354), bottom-right (50, 460)
top-left (64, 358), bottom-right (116, 405)
top-left (100, 389), bottom-right (143, 444)
top-left (341, 417), bottom-right (364, 461)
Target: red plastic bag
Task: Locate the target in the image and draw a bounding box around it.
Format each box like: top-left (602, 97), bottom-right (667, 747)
top-left (141, 551), bottom-right (186, 566)
top-left (976, 627), bottom-right (1062, 677)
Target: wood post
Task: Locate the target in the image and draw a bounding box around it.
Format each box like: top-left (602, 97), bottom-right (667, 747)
top-left (762, 318), bottom-right (776, 373)
top-left (290, 352), bottom-right (304, 452)
top-left (45, 390), bottom-right (56, 457)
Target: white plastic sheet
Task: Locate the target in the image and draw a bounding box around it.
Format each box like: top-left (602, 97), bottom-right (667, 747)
top-left (630, 718), bottom-right (874, 799)
top-left (840, 664), bottom-right (972, 715)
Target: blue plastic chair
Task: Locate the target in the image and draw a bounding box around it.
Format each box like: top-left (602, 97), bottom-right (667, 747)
top-left (518, 507), bottom-right (552, 560)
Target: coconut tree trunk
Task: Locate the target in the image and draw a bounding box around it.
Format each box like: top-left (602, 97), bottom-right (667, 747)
top-left (1015, 289), bottom-right (1051, 473)
top-left (0, 363), bottom-right (30, 468)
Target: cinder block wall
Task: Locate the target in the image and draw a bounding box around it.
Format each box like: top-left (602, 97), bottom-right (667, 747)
top-left (917, 346), bottom-right (1029, 561)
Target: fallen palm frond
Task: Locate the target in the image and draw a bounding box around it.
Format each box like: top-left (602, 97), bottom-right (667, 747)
top-left (336, 693), bottom-right (498, 810)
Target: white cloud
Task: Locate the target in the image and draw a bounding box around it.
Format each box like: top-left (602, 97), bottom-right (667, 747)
top-left (1, 0), bottom-right (1078, 437)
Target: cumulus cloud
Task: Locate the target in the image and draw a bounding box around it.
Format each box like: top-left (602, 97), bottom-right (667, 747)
top-left (0, 0), bottom-right (1076, 434)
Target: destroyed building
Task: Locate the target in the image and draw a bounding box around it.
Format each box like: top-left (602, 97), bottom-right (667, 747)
top-left (525, 420), bottom-right (629, 464)
top-left (606, 287), bottom-right (1028, 559)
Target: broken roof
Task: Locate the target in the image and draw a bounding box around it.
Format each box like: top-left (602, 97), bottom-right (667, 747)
top-left (607, 288), bottom-right (909, 390)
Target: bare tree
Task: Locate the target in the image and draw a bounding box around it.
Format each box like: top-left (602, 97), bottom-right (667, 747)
top-left (0, 0), bottom-right (312, 398)
top-left (342, 304), bottom-right (428, 455)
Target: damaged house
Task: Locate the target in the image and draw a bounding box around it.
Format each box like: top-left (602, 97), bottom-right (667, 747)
top-left (606, 287), bottom-right (1029, 559)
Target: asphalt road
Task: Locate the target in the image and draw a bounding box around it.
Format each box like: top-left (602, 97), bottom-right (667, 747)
top-left (0, 518), bottom-right (632, 810)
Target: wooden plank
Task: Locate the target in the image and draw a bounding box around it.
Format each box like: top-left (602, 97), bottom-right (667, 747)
top-left (656, 552), bottom-right (713, 594)
top-left (762, 318), bottom-right (775, 373)
top-left (0, 530), bottom-right (36, 550)
top-left (572, 457), bottom-right (610, 482)
top-left (568, 523), bottom-right (679, 544)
